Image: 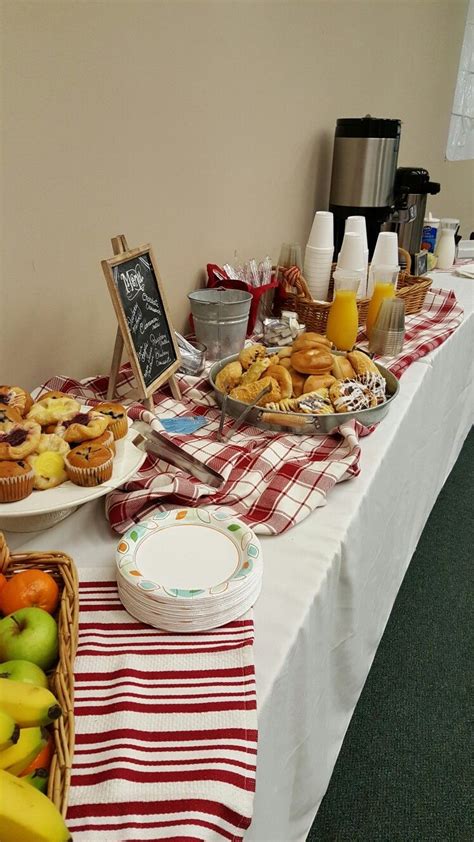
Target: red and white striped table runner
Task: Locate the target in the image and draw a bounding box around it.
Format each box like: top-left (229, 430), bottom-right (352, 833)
top-left (67, 578), bottom-right (257, 841)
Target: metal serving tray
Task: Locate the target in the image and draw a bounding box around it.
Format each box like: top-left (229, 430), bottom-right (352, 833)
top-left (209, 349), bottom-right (399, 435)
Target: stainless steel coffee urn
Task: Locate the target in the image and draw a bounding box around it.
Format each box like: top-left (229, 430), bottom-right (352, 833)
top-left (329, 116), bottom-right (402, 257)
top-left (385, 167), bottom-right (440, 255)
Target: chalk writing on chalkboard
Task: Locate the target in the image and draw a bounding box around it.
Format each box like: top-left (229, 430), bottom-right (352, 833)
top-left (101, 242), bottom-right (181, 403)
top-left (112, 253), bottom-right (177, 388)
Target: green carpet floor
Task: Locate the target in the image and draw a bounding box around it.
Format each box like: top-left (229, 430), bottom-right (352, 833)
top-left (307, 428), bottom-right (473, 842)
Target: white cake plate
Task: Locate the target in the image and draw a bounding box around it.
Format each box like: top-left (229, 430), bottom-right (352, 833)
top-left (0, 419), bottom-right (146, 533)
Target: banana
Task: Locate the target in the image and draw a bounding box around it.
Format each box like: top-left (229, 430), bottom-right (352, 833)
top-left (0, 769), bottom-right (71, 842)
top-left (23, 768), bottom-right (49, 794)
top-left (0, 726), bottom-right (46, 775)
top-left (0, 678), bottom-right (62, 726)
top-left (0, 708), bottom-right (19, 751)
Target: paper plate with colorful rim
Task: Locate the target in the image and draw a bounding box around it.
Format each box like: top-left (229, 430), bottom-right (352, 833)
top-left (116, 508), bottom-right (262, 599)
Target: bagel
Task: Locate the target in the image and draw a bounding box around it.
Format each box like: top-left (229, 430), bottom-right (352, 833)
top-left (266, 365), bottom-right (293, 400)
top-left (291, 332), bottom-right (331, 352)
top-left (290, 348), bottom-right (333, 375)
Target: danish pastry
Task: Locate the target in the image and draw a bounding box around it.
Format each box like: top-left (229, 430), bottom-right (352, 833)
top-left (215, 361), bottom-right (243, 394)
top-left (37, 433), bottom-right (70, 457)
top-left (0, 386), bottom-right (33, 417)
top-left (355, 371), bottom-right (387, 404)
top-left (298, 388), bottom-right (333, 415)
top-left (0, 420), bottom-right (41, 460)
top-left (290, 348), bottom-right (333, 375)
top-left (329, 380), bottom-right (377, 413)
top-left (238, 344), bottom-right (266, 370)
top-left (58, 411), bottom-right (109, 444)
top-left (0, 406), bottom-right (23, 430)
top-left (27, 451), bottom-right (68, 490)
top-left (230, 376), bottom-right (281, 406)
top-left (36, 391), bottom-right (73, 403)
top-left (27, 397), bottom-right (80, 426)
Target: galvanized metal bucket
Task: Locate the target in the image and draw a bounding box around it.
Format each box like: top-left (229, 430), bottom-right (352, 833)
top-left (188, 289), bottom-right (252, 360)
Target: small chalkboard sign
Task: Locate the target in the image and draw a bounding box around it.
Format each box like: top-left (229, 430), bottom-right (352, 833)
top-left (102, 237), bottom-right (181, 407)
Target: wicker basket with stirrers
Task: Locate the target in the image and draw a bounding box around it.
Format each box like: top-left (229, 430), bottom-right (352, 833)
top-left (0, 532), bottom-right (79, 818)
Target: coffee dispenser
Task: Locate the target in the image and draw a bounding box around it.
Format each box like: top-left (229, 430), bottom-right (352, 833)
top-left (385, 167), bottom-right (440, 256)
top-left (329, 116), bottom-right (401, 257)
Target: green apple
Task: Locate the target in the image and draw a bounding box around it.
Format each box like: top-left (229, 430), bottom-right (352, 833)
top-left (0, 659), bottom-right (48, 688)
top-left (0, 608), bottom-right (58, 671)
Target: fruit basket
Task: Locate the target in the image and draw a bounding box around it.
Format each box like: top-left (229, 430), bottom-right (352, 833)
top-left (0, 533), bottom-right (79, 817)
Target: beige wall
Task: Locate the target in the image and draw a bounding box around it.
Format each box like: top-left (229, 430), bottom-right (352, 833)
top-left (1, 0), bottom-right (472, 391)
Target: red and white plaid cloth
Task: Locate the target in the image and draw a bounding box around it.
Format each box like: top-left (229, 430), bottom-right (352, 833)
top-left (67, 577), bottom-right (256, 841)
top-left (35, 286), bottom-right (462, 537)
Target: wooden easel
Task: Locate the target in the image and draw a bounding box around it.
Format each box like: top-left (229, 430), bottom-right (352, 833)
top-left (105, 234), bottom-right (181, 411)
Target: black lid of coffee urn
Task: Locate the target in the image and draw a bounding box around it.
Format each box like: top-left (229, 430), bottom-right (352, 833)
top-left (335, 116), bottom-right (401, 139)
top-left (395, 167), bottom-right (441, 195)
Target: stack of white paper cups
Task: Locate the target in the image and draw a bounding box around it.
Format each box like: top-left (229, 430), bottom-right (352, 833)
top-left (367, 232), bottom-right (399, 297)
top-left (335, 231), bottom-right (366, 296)
top-left (344, 216), bottom-right (369, 298)
top-left (304, 211), bottom-right (334, 301)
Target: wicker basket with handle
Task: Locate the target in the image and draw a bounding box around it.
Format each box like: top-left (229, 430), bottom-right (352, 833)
top-left (276, 253), bottom-right (432, 334)
top-left (0, 532), bottom-right (79, 818)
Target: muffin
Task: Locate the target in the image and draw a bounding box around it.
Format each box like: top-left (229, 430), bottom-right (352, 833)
top-left (65, 443), bottom-right (113, 487)
top-left (0, 460), bottom-right (34, 502)
top-left (0, 421), bottom-right (41, 460)
top-left (57, 410), bottom-right (109, 444)
top-left (27, 451), bottom-right (68, 490)
top-left (86, 429), bottom-right (115, 454)
top-left (94, 403), bottom-right (128, 441)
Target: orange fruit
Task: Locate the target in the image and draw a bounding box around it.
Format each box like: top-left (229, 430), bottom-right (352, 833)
top-left (0, 569), bottom-right (59, 615)
top-left (20, 733), bottom-right (55, 776)
top-left (0, 573), bottom-right (7, 593)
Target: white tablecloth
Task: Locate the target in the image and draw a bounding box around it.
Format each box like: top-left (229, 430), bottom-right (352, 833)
top-left (5, 274), bottom-right (473, 842)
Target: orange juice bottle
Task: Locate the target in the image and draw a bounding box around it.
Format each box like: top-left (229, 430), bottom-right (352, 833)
top-left (326, 272), bottom-right (359, 351)
top-left (366, 267), bottom-right (398, 338)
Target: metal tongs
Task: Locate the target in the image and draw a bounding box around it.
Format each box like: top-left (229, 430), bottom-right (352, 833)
top-left (216, 383), bottom-right (271, 442)
top-left (133, 430), bottom-right (224, 489)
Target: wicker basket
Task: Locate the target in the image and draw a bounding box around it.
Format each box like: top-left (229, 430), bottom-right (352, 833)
top-left (0, 533), bottom-right (79, 818)
top-left (276, 266), bottom-right (432, 334)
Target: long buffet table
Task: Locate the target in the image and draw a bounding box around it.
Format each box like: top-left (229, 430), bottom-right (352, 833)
top-left (5, 272), bottom-right (474, 842)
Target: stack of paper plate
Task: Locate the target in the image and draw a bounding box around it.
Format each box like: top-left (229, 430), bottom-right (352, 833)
top-left (116, 508), bottom-right (263, 632)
